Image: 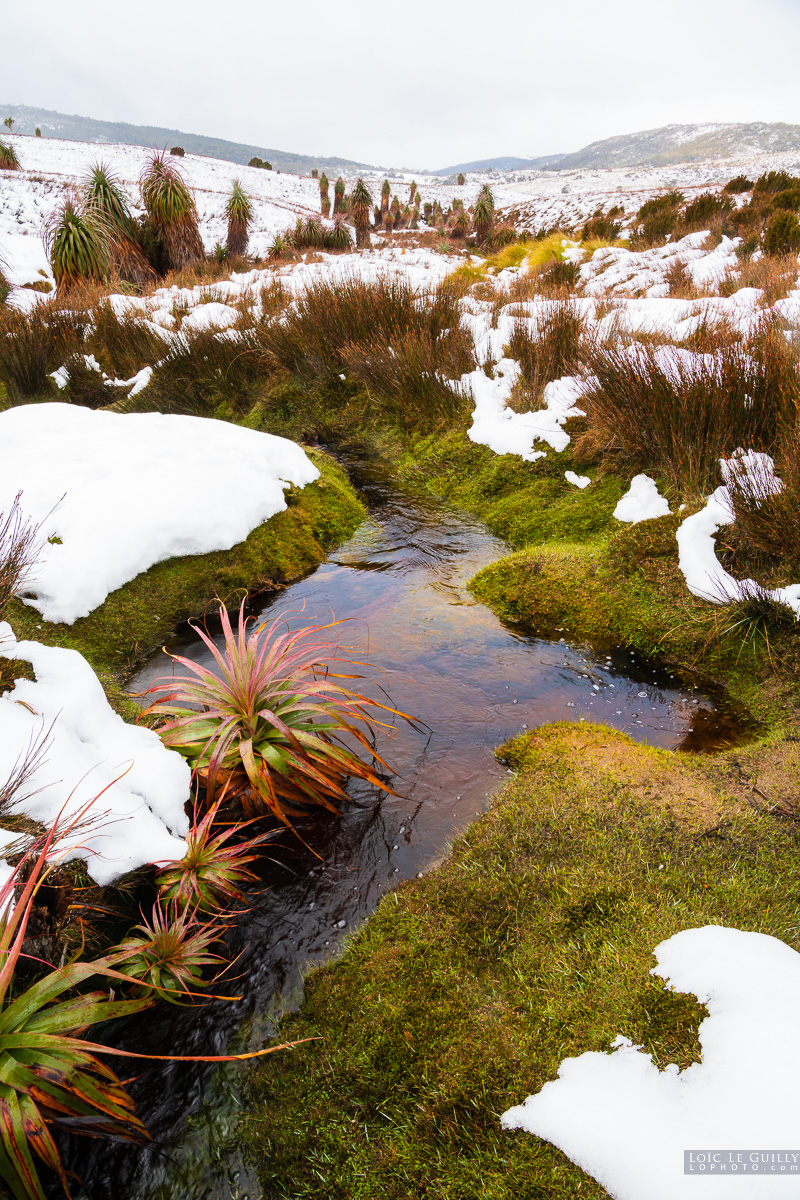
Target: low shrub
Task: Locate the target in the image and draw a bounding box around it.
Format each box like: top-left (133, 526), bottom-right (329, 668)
top-left (170, 145), bottom-right (185, 156)
top-left (723, 175), bottom-right (753, 194)
top-left (681, 191), bottom-right (731, 229)
top-left (0, 139), bottom-right (20, 171)
top-left (763, 210), bottom-right (800, 257)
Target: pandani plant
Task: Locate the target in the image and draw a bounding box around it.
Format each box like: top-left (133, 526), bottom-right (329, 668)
top-left (350, 178), bottom-right (373, 248)
top-left (0, 140), bottom-right (20, 172)
top-left (0, 797), bottom-right (301, 1200)
top-left (140, 602), bottom-right (411, 832)
top-left (319, 172), bottom-right (330, 218)
top-left (44, 195), bottom-right (112, 292)
top-left (380, 178), bottom-right (391, 222)
top-left (83, 161), bottom-right (156, 286)
top-left (473, 184), bottom-right (495, 245)
top-left (139, 148), bottom-right (205, 270)
top-left (225, 179), bottom-right (253, 257)
top-left (333, 176), bottom-right (345, 215)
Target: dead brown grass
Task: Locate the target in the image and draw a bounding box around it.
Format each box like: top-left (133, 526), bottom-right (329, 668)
top-left (719, 253), bottom-right (799, 305)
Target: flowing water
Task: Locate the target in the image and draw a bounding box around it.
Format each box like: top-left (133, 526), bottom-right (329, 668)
top-left (66, 461), bottom-right (747, 1199)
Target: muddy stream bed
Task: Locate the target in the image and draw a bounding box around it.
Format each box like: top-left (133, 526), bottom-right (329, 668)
top-left (64, 459), bottom-right (745, 1200)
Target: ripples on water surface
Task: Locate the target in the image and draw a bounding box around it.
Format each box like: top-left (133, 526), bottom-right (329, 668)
top-left (67, 462), bottom-right (743, 1199)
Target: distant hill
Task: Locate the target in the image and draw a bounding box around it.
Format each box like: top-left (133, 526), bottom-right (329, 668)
top-left (434, 153), bottom-right (564, 175)
top-left (0, 104), bottom-right (377, 176)
top-left (551, 122), bottom-right (800, 170)
top-left (436, 122), bottom-right (800, 176)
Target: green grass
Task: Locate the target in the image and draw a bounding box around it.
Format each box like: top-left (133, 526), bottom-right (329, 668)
top-left (240, 721), bottom-right (800, 1199)
top-left (5, 451), bottom-right (365, 717)
top-left (399, 424), bottom-right (626, 548)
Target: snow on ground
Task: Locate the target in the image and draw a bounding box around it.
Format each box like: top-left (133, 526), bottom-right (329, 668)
top-left (613, 475), bottom-right (671, 524)
top-left (0, 403), bottom-right (320, 623)
top-left (0, 621), bottom-right (189, 884)
top-left (676, 451), bottom-right (800, 616)
top-left (502, 925), bottom-right (800, 1199)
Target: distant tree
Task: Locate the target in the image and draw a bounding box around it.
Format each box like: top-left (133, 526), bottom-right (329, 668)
top-left (3, 118), bottom-right (13, 132)
top-left (457, 172), bottom-right (465, 186)
top-left (170, 146), bottom-right (185, 157)
top-left (311, 168), bottom-right (319, 178)
top-left (34, 127), bottom-right (41, 137)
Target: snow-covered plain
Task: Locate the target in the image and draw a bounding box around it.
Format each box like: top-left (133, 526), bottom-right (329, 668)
top-left (502, 925), bottom-right (800, 1199)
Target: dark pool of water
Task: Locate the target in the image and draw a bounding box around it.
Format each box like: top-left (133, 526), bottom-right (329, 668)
top-left (64, 462), bottom-right (746, 1199)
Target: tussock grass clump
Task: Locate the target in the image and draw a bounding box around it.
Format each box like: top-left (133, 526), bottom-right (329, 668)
top-left (578, 322), bottom-right (800, 495)
top-left (0, 139), bottom-right (20, 171)
top-left (0, 493), bottom-right (41, 623)
top-left (507, 300), bottom-right (589, 410)
top-left (88, 301), bottom-right (168, 379)
top-left (0, 301), bottom-right (83, 399)
top-left (140, 148), bottom-right (205, 270)
top-left (0, 248), bottom-right (10, 306)
top-left (261, 275), bottom-right (474, 431)
top-left (725, 433), bottom-right (800, 574)
top-left (138, 325), bottom-right (263, 416)
top-left (225, 179), bottom-right (253, 258)
top-left (720, 252), bottom-right (799, 305)
top-left (635, 190), bottom-right (683, 245)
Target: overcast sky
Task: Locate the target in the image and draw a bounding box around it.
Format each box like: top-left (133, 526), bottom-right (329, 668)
top-left (5, 0), bottom-right (800, 169)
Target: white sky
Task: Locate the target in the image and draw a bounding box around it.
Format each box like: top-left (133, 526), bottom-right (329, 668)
top-left (5, 0), bottom-right (800, 169)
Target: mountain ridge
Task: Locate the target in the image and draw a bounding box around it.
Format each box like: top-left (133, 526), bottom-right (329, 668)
top-left (0, 104), bottom-right (378, 176)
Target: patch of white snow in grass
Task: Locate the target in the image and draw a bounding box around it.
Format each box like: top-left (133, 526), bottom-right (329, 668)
top-left (460, 365), bottom-right (584, 462)
top-left (565, 471), bottom-right (591, 489)
top-left (502, 925), bottom-right (800, 1199)
top-left (613, 475), bottom-right (671, 523)
top-left (181, 301), bottom-right (240, 331)
top-left (0, 403), bottom-right (320, 623)
top-left (675, 450), bottom-right (800, 616)
top-left (0, 622), bottom-right (189, 884)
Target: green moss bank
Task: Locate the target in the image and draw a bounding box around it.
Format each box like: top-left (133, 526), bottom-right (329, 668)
top-left (4, 450), bottom-right (365, 716)
top-left (240, 722), bottom-right (800, 1199)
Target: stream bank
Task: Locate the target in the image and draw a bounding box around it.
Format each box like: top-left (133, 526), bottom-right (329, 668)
top-left (60, 458), bottom-right (753, 1200)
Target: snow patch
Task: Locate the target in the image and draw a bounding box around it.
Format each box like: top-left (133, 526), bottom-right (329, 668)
top-left (613, 475), bottom-right (671, 523)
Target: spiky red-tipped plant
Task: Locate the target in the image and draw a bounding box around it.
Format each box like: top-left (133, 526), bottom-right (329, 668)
top-left (225, 179), bottom-right (253, 257)
top-left (113, 901), bottom-right (231, 1005)
top-left (140, 602), bottom-right (409, 831)
top-left (156, 799), bottom-right (270, 912)
top-left (0, 790), bottom-right (303, 1200)
top-left (139, 148), bottom-right (205, 270)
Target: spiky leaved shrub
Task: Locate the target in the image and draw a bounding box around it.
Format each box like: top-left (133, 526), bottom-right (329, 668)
top-left (473, 185), bottom-right (495, 245)
top-left (578, 323), bottom-right (800, 495)
top-left (0, 301), bottom-right (83, 398)
top-left (457, 172), bottom-right (465, 185)
top-left (45, 195), bottom-right (112, 292)
top-left (327, 215), bottom-right (352, 252)
top-left (142, 602), bottom-right (408, 829)
top-left (156, 800), bottom-right (271, 912)
top-left (384, 211), bottom-right (394, 234)
top-left (763, 210), bottom-right (800, 257)
top-left (333, 177), bottom-right (345, 215)
top-left (319, 171), bottom-right (330, 218)
top-left (84, 161), bottom-right (156, 285)
top-left (140, 148), bottom-right (205, 270)
top-left (269, 232), bottom-right (287, 259)
top-left (380, 178), bottom-right (391, 222)
top-left (225, 178), bottom-right (253, 257)
top-left (424, 201), bottom-right (433, 223)
top-left (0, 139), bottom-right (19, 171)
top-left (351, 177), bottom-right (373, 248)
top-left (115, 902), bottom-right (230, 1004)
top-left (449, 209), bottom-right (469, 239)
top-left (486, 223), bottom-right (517, 250)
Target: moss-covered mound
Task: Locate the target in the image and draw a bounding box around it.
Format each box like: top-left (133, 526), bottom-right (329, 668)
top-left (240, 722), bottom-right (800, 1199)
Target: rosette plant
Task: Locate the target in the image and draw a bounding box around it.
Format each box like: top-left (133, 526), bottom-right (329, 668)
top-left (140, 602), bottom-right (408, 830)
top-left (45, 196), bottom-right (112, 292)
top-left (0, 801), bottom-right (301, 1200)
top-left (350, 178), bottom-right (373, 248)
top-left (83, 161), bottom-right (155, 285)
top-left (139, 148), bottom-right (205, 270)
top-left (225, 179), bottom-right (253, 257)
top-left (156, 799), bottom-right (269, 912)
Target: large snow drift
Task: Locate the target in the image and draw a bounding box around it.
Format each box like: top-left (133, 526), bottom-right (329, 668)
top-left (0, 622), bottom-right (190, 884)
top-left (0, 404), bottom-right (320, 623)
top-left (502, 925), bottom-right (800, 1198)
